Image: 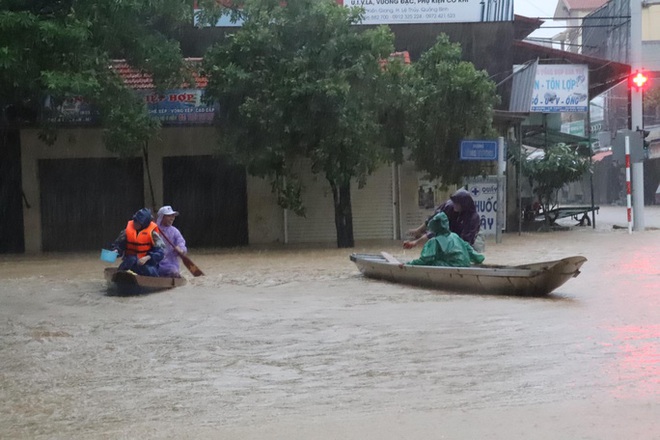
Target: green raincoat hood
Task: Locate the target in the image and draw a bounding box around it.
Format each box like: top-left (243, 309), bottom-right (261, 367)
top-left (427, 212), bottom-right (450, 236)
top-left (407, 211), bottom-right (485, 268)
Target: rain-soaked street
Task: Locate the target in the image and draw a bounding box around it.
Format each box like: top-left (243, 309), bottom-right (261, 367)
top-left (1, 205), bottom-right (658, 440)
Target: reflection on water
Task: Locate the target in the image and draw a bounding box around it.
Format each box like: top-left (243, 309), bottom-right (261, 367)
top-left (609, 325), bottom-right (660, 399)
top-left (1, 215), bottom-right (659, 439)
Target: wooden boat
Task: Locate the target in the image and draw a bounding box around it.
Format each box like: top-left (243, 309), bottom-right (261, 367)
top-left (350, 253), bottom-right (586, 296)
top-left (104, 267), bottom-right (186, 295)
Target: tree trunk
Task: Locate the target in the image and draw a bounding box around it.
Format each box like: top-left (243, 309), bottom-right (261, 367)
top-left (540, 194), bottom-right (553, 230)
top-left (330, 180), bottom-right (355, 248)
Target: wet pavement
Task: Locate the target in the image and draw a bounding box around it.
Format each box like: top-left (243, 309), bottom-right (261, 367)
top-left (0, 205), bottom-right (658, 439)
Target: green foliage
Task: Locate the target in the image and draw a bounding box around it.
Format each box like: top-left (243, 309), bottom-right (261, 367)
top-left (406, 34), bottom-right (499, 186)
top-left (0, 0), bottom-right (191, 154)
top-left (516, 143), bottom-right (591, 224)
top-left (376, 54), bottom-right (416, 164)
top-left (195, 0), bottom-right (245, 27)
top-left (202, 0), bottom-right (395, 216)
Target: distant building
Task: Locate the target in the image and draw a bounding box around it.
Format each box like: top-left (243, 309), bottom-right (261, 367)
top-left (552, 0), bottom-right (609, 53)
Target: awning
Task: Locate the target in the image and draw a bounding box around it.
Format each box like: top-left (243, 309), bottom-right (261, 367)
top-left (522, 144), bottom-right (612, 163)
top-left (521, 126), bottom-right (590, 151)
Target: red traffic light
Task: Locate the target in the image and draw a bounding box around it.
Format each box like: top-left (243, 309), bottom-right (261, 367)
top-left (629, 70), bottom-right (649, 91)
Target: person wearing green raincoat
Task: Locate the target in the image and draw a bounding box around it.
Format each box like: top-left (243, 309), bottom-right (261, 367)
top-left (407, 212), bottom-right (485, 267)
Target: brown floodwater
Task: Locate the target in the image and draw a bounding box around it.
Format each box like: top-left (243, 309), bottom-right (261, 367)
top-left (1, 206), bottom-right (658, 439)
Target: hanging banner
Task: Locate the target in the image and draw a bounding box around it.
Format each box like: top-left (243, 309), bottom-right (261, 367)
top-left (48, 89), bottom-right (217, 126)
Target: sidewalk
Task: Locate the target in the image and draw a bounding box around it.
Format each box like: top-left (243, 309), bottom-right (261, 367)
top-left (575, 204), bottom-right (660, 230)
top-left (519, 204), bottom-right (660, 232)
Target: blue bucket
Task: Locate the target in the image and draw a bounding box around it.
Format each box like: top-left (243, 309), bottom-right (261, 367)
top-left (100, 248), bottom-right (118, 263)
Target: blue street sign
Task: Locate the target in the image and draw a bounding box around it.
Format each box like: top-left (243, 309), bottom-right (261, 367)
top-left (460, 140), bottom-right (498, 161)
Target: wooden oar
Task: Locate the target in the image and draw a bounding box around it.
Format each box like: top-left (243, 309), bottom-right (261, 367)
top-left (159, 231), bottom-right (204, 277)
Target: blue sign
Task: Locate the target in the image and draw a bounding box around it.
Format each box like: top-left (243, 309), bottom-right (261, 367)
top-left (460, 140), bottom-right (498, 161)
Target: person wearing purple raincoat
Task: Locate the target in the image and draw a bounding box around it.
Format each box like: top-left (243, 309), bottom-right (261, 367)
top-left (404, 188), bottom-right (483, 252)
top-left (156, 205), bottom-right (188, 278)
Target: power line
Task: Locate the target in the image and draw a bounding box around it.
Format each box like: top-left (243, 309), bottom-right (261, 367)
top-left (536, 23), bottom-right (630, 29)
top-left (526, 15), bottom-right (630, 20)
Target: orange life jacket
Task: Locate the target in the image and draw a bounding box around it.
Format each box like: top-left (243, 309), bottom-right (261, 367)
top-left (125, 220), bottom-right (159, 258)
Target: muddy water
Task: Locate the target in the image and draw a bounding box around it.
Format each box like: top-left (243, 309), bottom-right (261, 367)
top-left (1, 207), bottom-right (659, 439)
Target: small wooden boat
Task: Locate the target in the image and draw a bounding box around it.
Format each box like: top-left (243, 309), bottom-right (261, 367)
top-left (104, 267), bottom-right (186, 295)
top-left (350, 253), bottom-right (586, 296)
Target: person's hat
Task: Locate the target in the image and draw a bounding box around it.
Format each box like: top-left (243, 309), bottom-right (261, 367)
top-left (157, 205), bottom-right (179, 217)
top-left (133, 208), bottom-right (153, 227)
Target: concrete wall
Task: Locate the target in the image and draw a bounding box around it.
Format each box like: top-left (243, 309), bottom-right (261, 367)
top-left (643, 5), bottom-right (660, 41)
top-left (20, 127), bottom-right (283, 252)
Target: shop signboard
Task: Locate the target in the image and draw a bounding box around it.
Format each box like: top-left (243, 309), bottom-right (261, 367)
top-left (194, 0), bottom-right (513, 27)
top-left (465, 177), bottom-right (503, 236)
top-left (53, 96), bottom-right (99, 124)
top-left (49, 89), bottom-right (217, 126)
top-left (530, 64), bottom-right (589, 113)
top-left (140, 89), bottom-right (217, 125)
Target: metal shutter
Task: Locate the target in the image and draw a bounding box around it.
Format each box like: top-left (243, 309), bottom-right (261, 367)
top-left (286, 163), bottom-right (394, 243)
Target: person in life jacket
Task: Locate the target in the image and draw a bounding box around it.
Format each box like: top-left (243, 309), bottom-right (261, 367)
top-left (111, 208), bottom-right (165, 277)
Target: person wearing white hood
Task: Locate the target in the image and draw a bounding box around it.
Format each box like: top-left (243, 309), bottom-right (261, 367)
top-left (156, 205), bottom-right (188, 278)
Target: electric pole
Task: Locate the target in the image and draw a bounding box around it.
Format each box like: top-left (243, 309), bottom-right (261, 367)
top-left (631, 0), bottom-right (645, 230)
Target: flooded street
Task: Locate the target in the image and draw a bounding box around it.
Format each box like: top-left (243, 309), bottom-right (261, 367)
top-left (1, 206), bottom-right (659, 439)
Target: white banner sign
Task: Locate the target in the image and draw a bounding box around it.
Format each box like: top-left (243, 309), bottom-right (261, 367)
top-left (194, 0), bottom-right (513, 27)
top-left (530, 64), bottom-right (589, 113)
top-left (343, 0), bottom-right (513, 25)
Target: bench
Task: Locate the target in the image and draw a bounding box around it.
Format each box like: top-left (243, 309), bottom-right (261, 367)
top-left (535, 206), bottom-right (600, 226)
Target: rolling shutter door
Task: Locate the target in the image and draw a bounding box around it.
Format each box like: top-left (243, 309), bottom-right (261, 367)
top-left (351, 166), bottom-right (395, 239)
top-left (286, 163), bottom-right (394, 243)
top-left (39, 158), bottom-right (144, 251)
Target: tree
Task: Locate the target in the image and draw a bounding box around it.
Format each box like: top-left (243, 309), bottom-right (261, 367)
top-left (517, 144), bottom-right (591, 227)
top-left (202, 0), bottom-right (396, 248)
top-left (407, 34), bottom-right (499, 186)
top-left (0, 0), bottom-right (193, 154)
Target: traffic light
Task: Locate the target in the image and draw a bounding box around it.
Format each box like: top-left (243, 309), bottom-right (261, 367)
top-left (629, 69), bottom-right (650, 91)
top-left (641, 129), bottom-right (650, 159)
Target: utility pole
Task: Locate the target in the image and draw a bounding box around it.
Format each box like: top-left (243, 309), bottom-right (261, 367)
top-left (631, 0), bottom-right (645, 231)
top-left (496, 136), bottom-right (505, 244)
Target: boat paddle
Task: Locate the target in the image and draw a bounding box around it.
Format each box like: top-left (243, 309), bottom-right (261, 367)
top-left (159, 231), bottom-right (204, 277)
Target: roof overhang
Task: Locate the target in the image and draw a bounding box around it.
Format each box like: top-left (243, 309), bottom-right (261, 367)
top-left (511, 40), bottom-right (630, 99)
top-left (493, 110), bottom-right (529, 126)
top-left (513, 14), bottom-right (544, 40)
